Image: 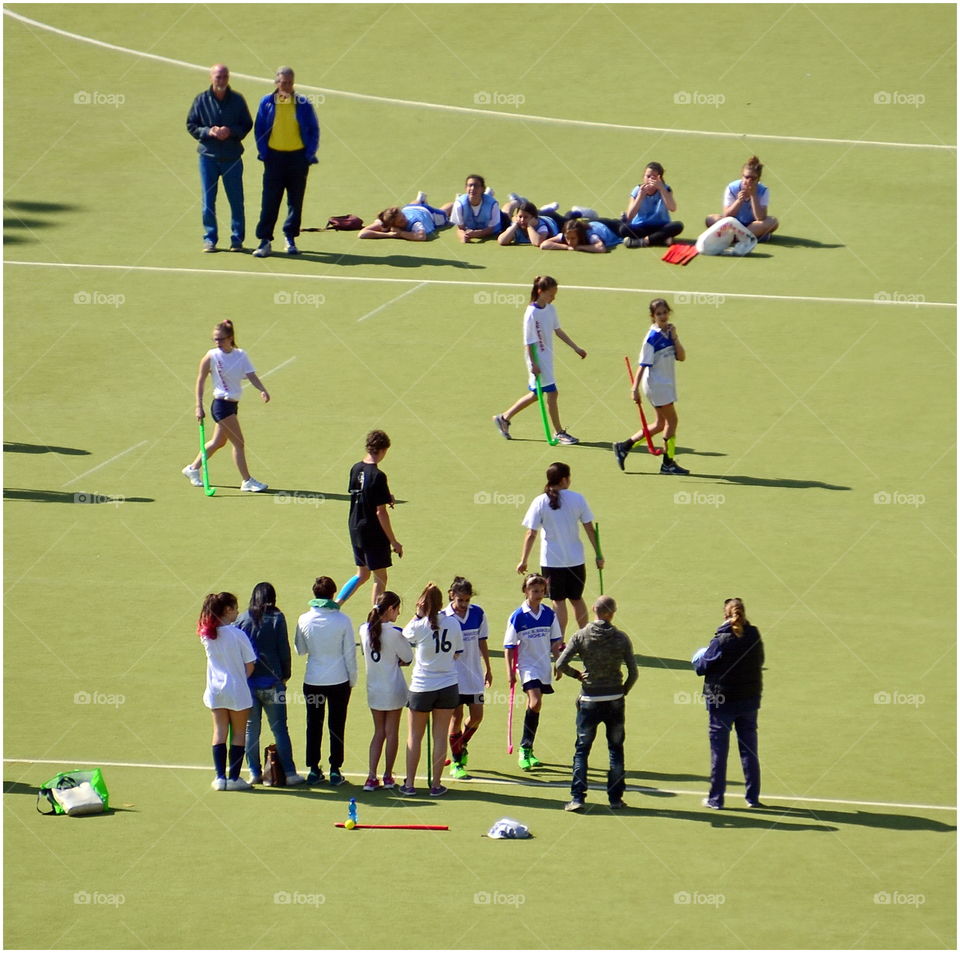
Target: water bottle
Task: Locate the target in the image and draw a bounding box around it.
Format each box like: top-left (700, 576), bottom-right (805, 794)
top-left (348, 797), bottom-right (358, 825)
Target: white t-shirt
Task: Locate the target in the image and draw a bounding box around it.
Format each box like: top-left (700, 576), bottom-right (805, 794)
top-left (522, 489), bottom-right (594, 567)
top-left (202, 625), bottom-right (256, 710)
top-left (295, 606), bottom-right (358, 687)
top-left (523, 302), bottom-right (560, 389)
top-left (208, 347), bottom-right (254, 401)
top-left (402, 615), bottom-right (464, 692)
top-left (444, 603), bottom-right (489, 696)
top-left (360, 622), bottom-right (413, 710)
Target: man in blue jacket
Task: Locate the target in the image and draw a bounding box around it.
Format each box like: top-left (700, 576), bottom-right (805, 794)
top-left (186, 64), bottom-right (253, 253)
top-left (251, 66), bottom-right (320, 257)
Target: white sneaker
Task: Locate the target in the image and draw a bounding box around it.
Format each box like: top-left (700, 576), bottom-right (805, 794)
top-left (570, 206), bottom-right (598, 219)
top-left (225, 778), bottom-right (252, 791)
top-left (285, 773), bottom-right (306, 786)
top-left (539, 201), bottom-right (559, 213)
top-left (248, 772), bottom-right (263, 785)
top-left (284, 239), bottom-right (299, 255)
top-left (484, 187), bottom-right (495, 198)
top-left (211, 777), bottom-right (226, 791)
top-left (555, 430), bottom-right (580, 445)
top-left (252, 241), bottom-right (271, 258)
top-left (182, 465), bottom-right (203, 487)
top-left (414, 191), bottom-right (427, 205)
top-left (240, 478), bottom-right (268, 492)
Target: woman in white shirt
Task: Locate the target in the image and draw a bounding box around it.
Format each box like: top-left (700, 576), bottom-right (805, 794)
top-left (517, 462), bottom-right (603, 638)
top-left (294, 576), bottom-right (357, 786)
top-left (198, 591), bottom-right (257, 791)
top-left (182, 319), bottom-right (271, 492)
top-left (359, 591), bottom-right (413, 791)
top-left (399, 583), bottom-right (463, 798)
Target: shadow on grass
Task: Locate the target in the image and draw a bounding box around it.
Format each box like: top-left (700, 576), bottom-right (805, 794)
top-left (624, 471), bottom-right (851, 490)
top-left (4, 199), bottom-right (81, 245)
top-left (635, 654), bottom-right (693, 670)
top-left (4, 442), bottom-right (90, 455)
top-left (765, 234), bottom-right (845, 249)
top-left (240, 248), bottom-right (484, 270)
top-left (746, 804), bottom-right (956, 833)
top-left (3, 488), bottom-right (153, 504)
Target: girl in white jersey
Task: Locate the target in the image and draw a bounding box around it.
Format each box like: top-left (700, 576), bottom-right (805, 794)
top-left (613, 299), bottom-right (689, 475)
top-left (183, 319), bottom-right (271, 492)
top-left (359, 591), bottom-right (412, 791)
top-left (518, 462), bottom-right (603, 638)
top-left (444, 576), bottom-right (493, 780)
top-left (492, 276), bottom-right (587, 446)
top-left (399, 583), bottom-right (463, 797)
top-left (198, 591), bottom-right (257, 791)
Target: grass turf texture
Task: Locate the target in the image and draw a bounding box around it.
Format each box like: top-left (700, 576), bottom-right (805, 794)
top-left (3, 3), bottom-right (956, 950)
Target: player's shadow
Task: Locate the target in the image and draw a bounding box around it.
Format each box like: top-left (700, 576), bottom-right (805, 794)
top-left (625, 768), bottom-right (711, 784)
top-left (601, 806), bottom-right (836, 831)
top-left (3, 488), bottom-right (153, 504)
top-left (634, 653), bottom-right (695, 670)
top-left (688, 472), bottom-right (851, 491)
top-left (271, 249), bottom-right (484, 270)
top-left (257, 487), bottom-right (407, 505)
top-left (766, 234), bottom-right (845, 249)
top-left (4, 442), bottom-right (90, 455)
top-left (746, 804), bottom-right (956, 833)
top-left (4, 199), bottom-right (81, 245)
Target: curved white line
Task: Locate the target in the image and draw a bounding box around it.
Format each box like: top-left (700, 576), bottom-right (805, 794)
top-left (4, 8), bottom-right (954, 152)
top-left (5, 260), bottom-right (956, 310)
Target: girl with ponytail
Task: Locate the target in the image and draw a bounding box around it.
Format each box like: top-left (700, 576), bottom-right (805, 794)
top-left (492, 276), bottom-right (587, 445)
top-left (399, 583), bottom-right (464, 797)
top-left (692, 597), bottom-right (766, 809)
top-left (517, 462), bottom-right (603, 639)
top-left (359, 591), bottom-right (411, 790)
top-left (197, 591), bottom-right (257, 791)
top-left (704, 155), bottom-right (779, 240)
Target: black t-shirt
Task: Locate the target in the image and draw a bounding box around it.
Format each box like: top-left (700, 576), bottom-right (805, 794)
top-left (347, 461), bottom-right (391, 544)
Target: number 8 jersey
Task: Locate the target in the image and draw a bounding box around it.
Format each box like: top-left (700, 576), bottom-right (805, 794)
top-left (403, 615), bottom-right (464, 692)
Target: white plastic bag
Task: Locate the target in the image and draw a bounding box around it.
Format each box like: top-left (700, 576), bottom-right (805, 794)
top-left (695, 217), bottom-right (758, 256)
top-left (486, 817), bottom-right (532, 839)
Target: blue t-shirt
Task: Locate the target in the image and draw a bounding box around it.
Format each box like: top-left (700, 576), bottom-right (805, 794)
top-left (401, 205), bottom-right (437, 235)
top-left (515, 216), bottom-right (559, 244)
top-left (629, 185), bottom-right (673, 227)
top-left (587, 222), bottom-right (623, 247)
top-left (724, 180), bottom-right (770, 225)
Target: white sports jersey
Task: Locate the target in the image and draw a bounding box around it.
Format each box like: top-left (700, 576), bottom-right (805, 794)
top-left (504, 602), bottom-right (561, 685)
top-left (639, 326), bottom-right (678, 407)
top-left (522, 489), bottom-right (593, 568)
top-left (403, 614), bottom-right (464, 692)
top-left (523, 302), bottom-right (560, 388)
top-left (202, 625), bottom-right (256, 710)
top-left (444, 603), bottom-right (489, 695)
top-left (360, 622), bottom-right (413, 710)
top-left (208, 347), bottom-right (254, 401)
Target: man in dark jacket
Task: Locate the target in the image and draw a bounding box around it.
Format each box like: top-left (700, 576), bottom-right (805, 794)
top-left (555, 596), bottom-right (638, 811)
top-left (186, 64), bottom-right (253, 252)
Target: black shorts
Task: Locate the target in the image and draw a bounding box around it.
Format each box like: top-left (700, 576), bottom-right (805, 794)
top-left (542, 564), bottom-right (586, 602)
top-left (351, 539), bottom-right (392, 572)
top-left (522, 679), bottom-right (555, 695)
top-left (408, 683), bottom-right (459, 712)
top-left (211, 398), bottom-right (239, 422)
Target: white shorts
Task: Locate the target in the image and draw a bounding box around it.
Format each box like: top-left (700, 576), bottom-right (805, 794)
top-left (642, 377), bottom-right (677, 408)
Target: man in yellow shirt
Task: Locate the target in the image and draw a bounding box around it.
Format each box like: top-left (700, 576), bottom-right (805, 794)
top-left (251, 67), bottom-right (320, 257)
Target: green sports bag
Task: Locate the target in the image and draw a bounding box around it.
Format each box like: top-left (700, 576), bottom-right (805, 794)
top-left (36, 768), bottom-right (110, 815)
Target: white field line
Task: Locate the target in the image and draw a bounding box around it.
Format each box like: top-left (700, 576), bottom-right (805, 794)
top-left (5, 757), bottom-right (955, 813)
top-left (257, 356), bottom-right (296, 379)
top-left (356, 282), bottom-right (427, 321)
top-left (59, 440), bottom-right (148, 488)
top-left (6, 260), bottom-right (955, 310)
top-left (3, 9), bottom-right (954, 152)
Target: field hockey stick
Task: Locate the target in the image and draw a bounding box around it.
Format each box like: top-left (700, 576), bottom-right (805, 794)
top-left (426, 718), bottom-right (432, 788)
top-left (532, 345), bottom-right (559, 446)
top-left (506, 651), bottom-right (517, 754)
top-left (595, 521), bottom-right (604, 595)
top-left (623, 356), bottom-right (663, 456)
top-left (197, 418), bottom-right (216, 496)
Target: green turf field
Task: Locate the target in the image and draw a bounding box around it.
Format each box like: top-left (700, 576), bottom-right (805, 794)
top-left (3, 3), bottom-right (956, 950)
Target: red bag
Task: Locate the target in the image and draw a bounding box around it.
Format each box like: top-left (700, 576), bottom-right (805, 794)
top-left (263, 744), bottom-right (286, 787)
